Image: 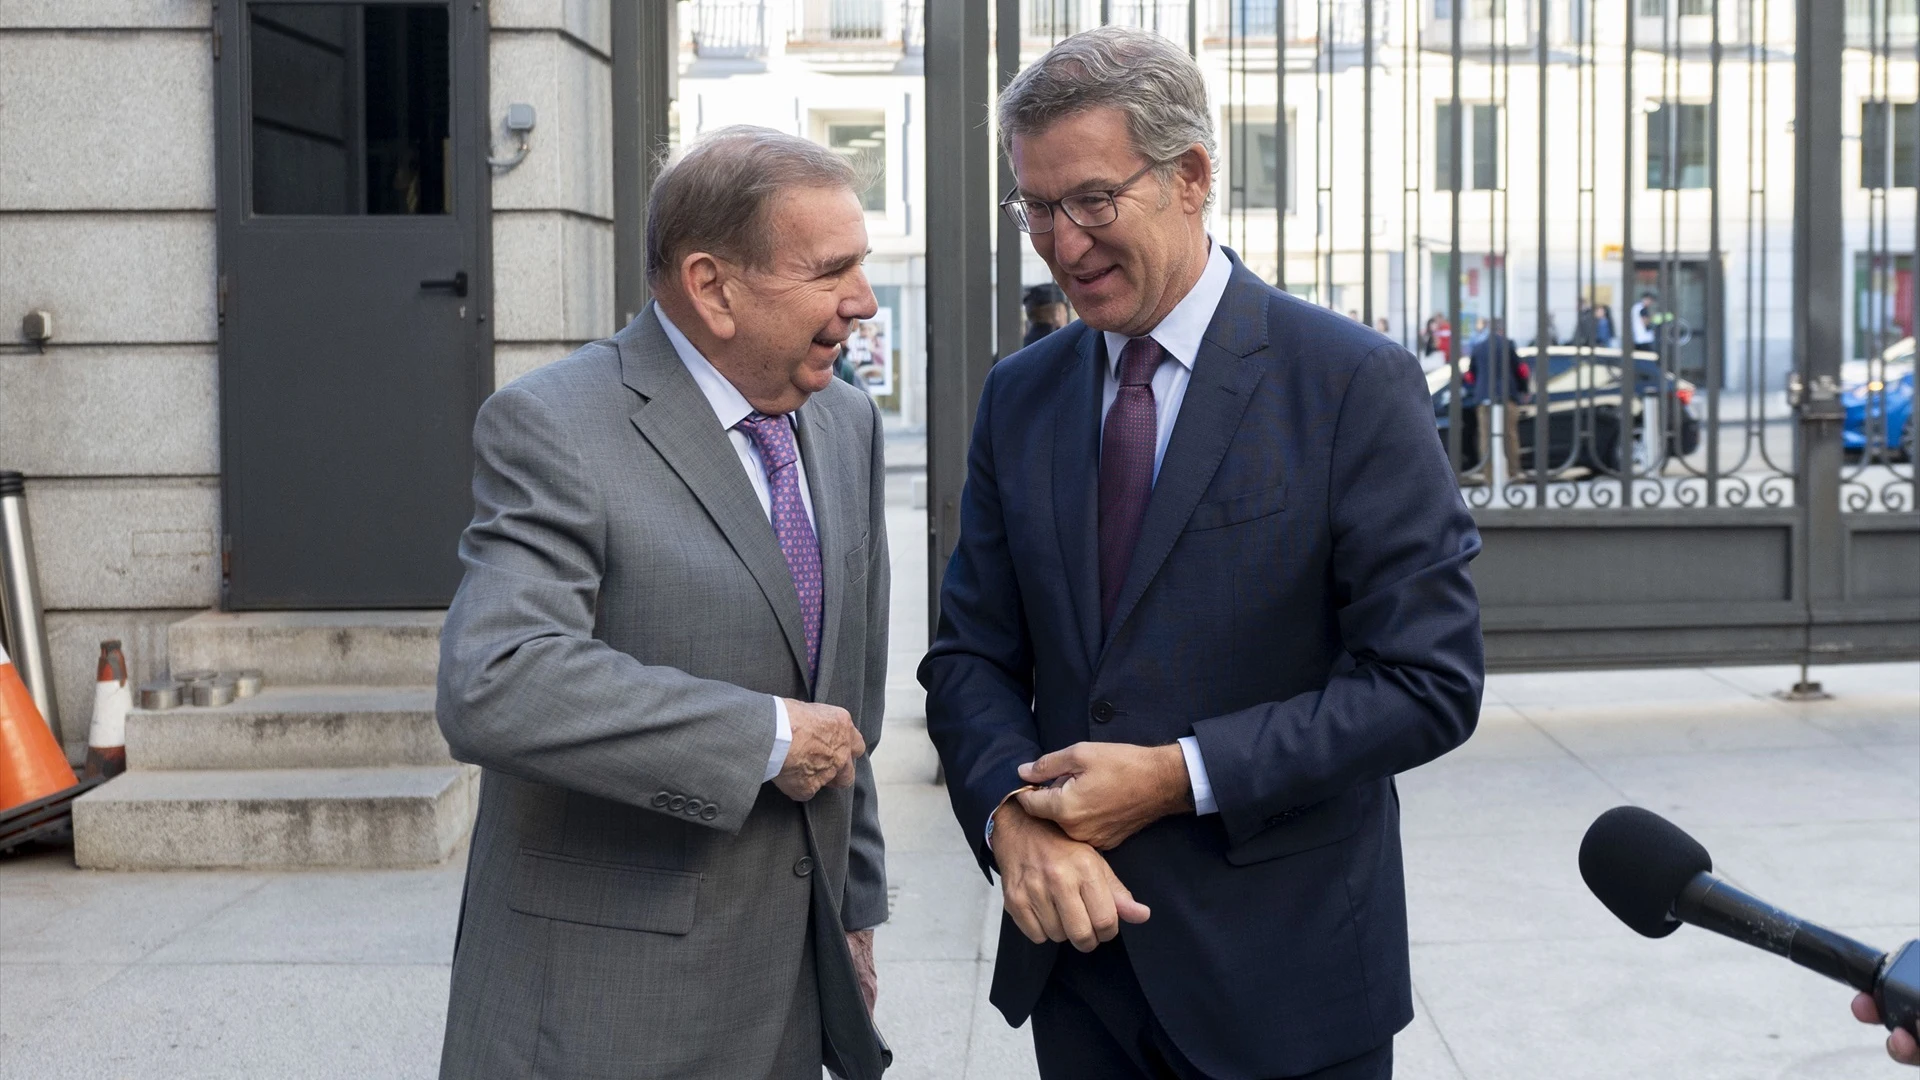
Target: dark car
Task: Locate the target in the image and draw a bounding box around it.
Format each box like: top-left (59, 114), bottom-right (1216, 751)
top-left (1431, 346), bottom-right (1701, 473)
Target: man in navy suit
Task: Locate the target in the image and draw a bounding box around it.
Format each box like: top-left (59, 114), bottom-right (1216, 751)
top-left (919, 27), bottom-right (1484, 1080)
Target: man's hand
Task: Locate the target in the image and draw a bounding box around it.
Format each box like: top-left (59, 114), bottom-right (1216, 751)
top-left (774, 700), bottom-right (864, 802)
top-left (1014, 742), bottom-right (1191, 850)
top-left (847, 929), bottom-right (877, 1015)
top-left (992, 799), bottom-right (1151, 952)
top-left (1853, 992), bottom-right (1920, 1066)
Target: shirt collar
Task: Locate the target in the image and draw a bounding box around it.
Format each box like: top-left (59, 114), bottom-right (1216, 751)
top-left (654, 303), bottom-right (758, 430)
top-left (1102, 237), bottom-right (1233, 377)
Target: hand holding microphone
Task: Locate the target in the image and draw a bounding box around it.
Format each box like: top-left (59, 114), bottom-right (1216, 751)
top-left (1579, 806), bottom-right (1920, 1066)
top-left (1856, 992), bottom-right (1920, 1066)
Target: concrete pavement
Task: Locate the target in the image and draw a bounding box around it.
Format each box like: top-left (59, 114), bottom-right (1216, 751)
top-left (2, 489), bottom-right (1915, 1078)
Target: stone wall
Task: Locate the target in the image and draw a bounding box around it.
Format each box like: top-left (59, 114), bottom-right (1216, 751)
top-left (0, 3), bottom-right (220, 755)
top-left (0, 0), bottom-right (614, 756)
top-left (489, 0), bottom-right (615, 388)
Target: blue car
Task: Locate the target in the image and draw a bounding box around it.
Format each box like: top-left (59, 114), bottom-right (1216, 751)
top-left (1842, 338), bottom-right (1916, 462)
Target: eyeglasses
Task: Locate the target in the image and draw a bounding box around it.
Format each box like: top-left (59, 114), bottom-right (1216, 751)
top-left (999, 160), bottom-right (1163, 235)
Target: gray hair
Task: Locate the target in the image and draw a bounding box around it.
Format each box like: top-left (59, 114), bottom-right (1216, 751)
top-left (646, 125), bottom-right (859, 283)
top-left (996, 26), bottom-right (1217, 211)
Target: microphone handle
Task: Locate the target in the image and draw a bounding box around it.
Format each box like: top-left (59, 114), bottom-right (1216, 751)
top-left (1674, 874), bottom-right (1885, 994)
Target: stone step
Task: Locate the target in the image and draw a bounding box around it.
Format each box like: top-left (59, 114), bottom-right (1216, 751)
top-left (167, 609), bottom-right (444, 686)
top-left (125, 685), bottom-right (450, 770)
top-left (73, 765), bottom-right (478, 870)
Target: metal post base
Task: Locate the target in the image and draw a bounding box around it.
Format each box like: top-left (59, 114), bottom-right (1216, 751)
top-left (1774, 682), bottom-right (1833, 701)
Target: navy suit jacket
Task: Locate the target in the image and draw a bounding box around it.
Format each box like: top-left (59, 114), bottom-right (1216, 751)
top-left (919, 254), bottom-right (1485, 1079)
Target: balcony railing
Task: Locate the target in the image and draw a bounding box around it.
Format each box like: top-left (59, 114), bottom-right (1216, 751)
top-left (1208, 0), bottom-right (1387, 47)
top-left (1110, 1), bottom-right (1192, 40)
top-left (1845, 0), bottom-right (1920, 49)
top-left (904, 0), bottom-right (925, 53)
top-left (791, 0), bottom-right (888, 44)
top-left (1422, 0), bottom-right (1538, 51)
top-left (1025, 0), bottom-right (1084, 39)
top-left (693, 0), bottom-right (768, 59)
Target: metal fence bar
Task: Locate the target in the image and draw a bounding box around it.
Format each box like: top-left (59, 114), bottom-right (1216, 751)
top-left (612, 0), bottom-right (674, 329)
top-left (996, 0), bottom-right (1023, 362)
top-left (925, 0), bottom-right (994, 635)
top-left (1445, 0), bottom-right (1463, 477)
top-left (1619, 0), bottom-right (1636, 510)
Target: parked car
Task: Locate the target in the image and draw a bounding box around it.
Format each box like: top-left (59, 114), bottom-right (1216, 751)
top-left (1842, 337), bottom-right (1916, 462)
top-left (1430, 346), bottom-right (1702, 473)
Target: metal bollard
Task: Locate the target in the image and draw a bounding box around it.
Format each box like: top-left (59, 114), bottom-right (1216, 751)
top-left (0, 472), bottom-right (59, 739)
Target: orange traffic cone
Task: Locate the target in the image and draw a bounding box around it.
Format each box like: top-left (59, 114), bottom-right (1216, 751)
top-left (83, 640), bottom-right (130, 779)
top-left (1, 641), bottom-right (100, 854)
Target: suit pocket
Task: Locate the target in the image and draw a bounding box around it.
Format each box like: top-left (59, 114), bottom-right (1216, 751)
top-left (1185, 482), bottom-right (1287, 532)
top-left (508, 849), bottom-right (700, 934)
top-left (1224, 788), bottom-right (1363, 866)
top-left (845, 532), bottom-right (870, 583)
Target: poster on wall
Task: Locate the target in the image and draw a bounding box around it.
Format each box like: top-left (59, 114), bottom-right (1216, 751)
top-left (846, 307), bottom-right (893, 397)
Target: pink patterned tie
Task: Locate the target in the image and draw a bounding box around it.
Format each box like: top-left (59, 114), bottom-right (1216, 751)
top-left (1099, 338), bottom-right (1162, 628)
top-left (737, 412), bottom-right (823, 682)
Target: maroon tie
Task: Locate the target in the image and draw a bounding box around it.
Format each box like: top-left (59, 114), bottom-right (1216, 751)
top-left (1099, 337), bottom-right (1162, 628)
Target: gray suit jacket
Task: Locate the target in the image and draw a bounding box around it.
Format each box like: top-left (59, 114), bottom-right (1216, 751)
top-left (437, 307), bottom-right (890, 1079)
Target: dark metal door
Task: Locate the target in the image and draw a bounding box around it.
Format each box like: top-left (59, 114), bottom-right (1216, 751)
top-left (216, 0), bottom-right (491, 608)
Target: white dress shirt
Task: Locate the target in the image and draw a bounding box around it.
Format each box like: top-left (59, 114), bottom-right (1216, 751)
top-left (656, 305), bottom-right (813, 784)
top-left (1098, 238), bottom-right (1233, 817)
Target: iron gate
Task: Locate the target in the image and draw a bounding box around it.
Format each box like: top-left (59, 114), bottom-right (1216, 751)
top-left (926, 0), bottom-right (1920, 671)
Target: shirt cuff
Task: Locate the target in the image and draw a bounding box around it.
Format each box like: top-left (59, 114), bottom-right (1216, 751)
top-left (1178, 735), bottom-right (1218, 816)
top-left (762, 696), bottom-right (792, 784)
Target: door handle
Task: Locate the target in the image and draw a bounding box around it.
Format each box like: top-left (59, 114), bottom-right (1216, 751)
top-left (420, 271), bottom-right (468, 298)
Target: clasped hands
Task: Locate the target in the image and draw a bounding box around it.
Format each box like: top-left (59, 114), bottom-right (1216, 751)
top-left (994, 741), bottom-right (1192, 952)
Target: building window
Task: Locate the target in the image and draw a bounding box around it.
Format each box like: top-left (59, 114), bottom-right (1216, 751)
top-left (1436, 103), bottom-right (1499, 191)
top-left (1229, 113), bottom-right (1293, 211)
top-left (826, 119), bottom-right (887, 212)
top-left (1862, 101), bottom-right (1918, 189)
top-left (1432, 0), bottom-right (1504, 18)
top-left (1646, 103), bottom-right (1711, 190)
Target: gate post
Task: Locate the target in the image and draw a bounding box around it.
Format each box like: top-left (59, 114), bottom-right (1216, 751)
top-left (925, 0), bottom-right (994, 635)
top-left (1789, 0), bottom-right (1846, 690)
top-left (613, 0), bottom-right (675, 328)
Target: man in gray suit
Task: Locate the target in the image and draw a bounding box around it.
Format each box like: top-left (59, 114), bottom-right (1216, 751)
top-left (437, 126), bottom-right (891, 1079)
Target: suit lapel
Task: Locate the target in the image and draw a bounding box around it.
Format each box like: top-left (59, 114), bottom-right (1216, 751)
top-left (620, 310), bottom-right (813, 688)
top-left (1101, 269), bottom-right (1271, 656)
top-left (793, 395), bottom-right (845, 702)
top-left (1051, 327), bottom-right (1105, 670)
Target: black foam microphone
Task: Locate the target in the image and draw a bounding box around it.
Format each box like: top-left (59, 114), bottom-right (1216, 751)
top-left (1579, 805), bottom-right (1920, 1037)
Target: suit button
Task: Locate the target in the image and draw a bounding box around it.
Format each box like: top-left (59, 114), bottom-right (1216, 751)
top-left (684, 798), bottom-right (704, 816)
top-left (794, 856), bottom-right (813, 877)
top-left (668, 795), bottom-right (686, 811)
top-left (651, 792), bottom-right (671, 808)
top-left (700, 805), bottom-right (719, 821)
top-left (1090, 700), bottom-right (1115, 723)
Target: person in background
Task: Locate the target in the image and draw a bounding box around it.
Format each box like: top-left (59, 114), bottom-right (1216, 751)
top-left (1420, 313), bottom-right (1452, 374)
top-left (1023, 282), bottom-right (1072, 347)
top-left (1374, 315), bottom-right (1391, 337)
top-left (1594, 303), bottom-right (1616, 347)
top-left (1467, 316), bottom-right (1491, 353)
top-left (833, 342), bottom-right (863, 388)
top-left (1631, 290), bottom-right (1658, 348)
top-left (1468, 317), bottom-right (1527, 404)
